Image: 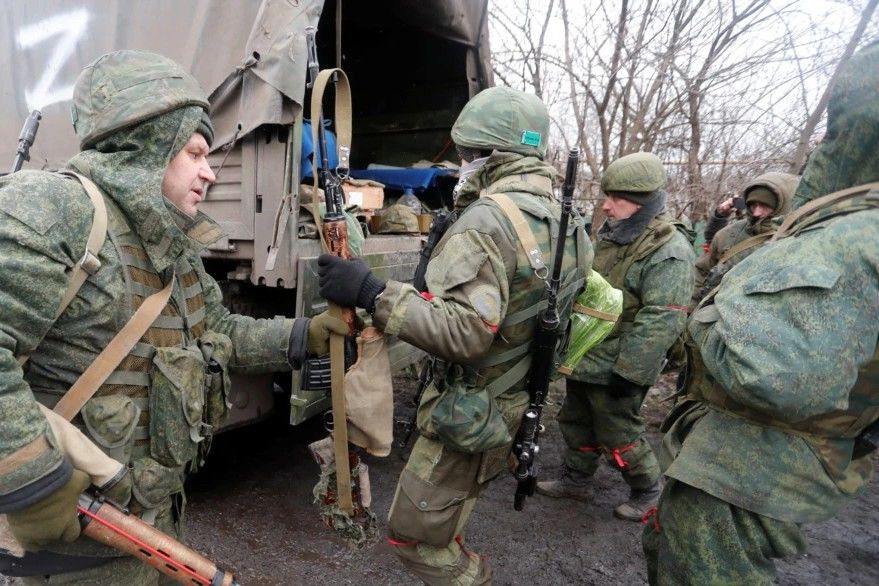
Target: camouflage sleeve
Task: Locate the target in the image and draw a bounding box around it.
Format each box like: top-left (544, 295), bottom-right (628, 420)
top-left (0, 173), bottom-right (91, 509)
top-left (691, 209), bottom-right (879, 420)
top-left (615, 236), bottom-right (695, 386)
top-left (372, 216), bottom-right (514, 363)
top-left (194, 258), bottom-right (294, 373)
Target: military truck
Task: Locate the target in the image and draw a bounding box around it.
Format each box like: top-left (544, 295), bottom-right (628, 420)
top-left (0, 0), bottom-right (492, 427)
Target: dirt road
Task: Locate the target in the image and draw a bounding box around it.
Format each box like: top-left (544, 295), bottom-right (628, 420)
top-left (2, 376), bottom-right (876, 585)
top-left (180, 376), bottom-right (878, 585)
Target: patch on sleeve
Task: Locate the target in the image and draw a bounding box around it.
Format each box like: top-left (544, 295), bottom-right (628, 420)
top-left (468, 284), bottom-right (501, 325)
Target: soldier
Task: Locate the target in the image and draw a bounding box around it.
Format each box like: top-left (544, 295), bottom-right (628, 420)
top-left (643, 40), bottom-right (879, 585)
top-left (0, 50), bottom-right (345, 583)
top-left (317, 86), bottom-right (592, 585)
top-left (537, 152), bottom-right (695, 522)
top-left (692, 171), bottom-right (799, 302)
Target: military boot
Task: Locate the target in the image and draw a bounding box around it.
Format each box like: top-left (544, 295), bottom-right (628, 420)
top-left (535, 468), bottom-right (592, 501)
top-left (613, 479), bottom-right (662, 521)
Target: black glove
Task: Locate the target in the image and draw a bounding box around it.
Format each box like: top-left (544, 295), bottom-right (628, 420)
top-left (317, 254), bottom-right (386, 312)
top-left (607, 372), bottom-right (649, 398)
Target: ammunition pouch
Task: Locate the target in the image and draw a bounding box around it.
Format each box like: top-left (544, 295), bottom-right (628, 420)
top-left (149, 332), bottom-right (233, 470)
top-left (429, 364), bottom-right (512, 454)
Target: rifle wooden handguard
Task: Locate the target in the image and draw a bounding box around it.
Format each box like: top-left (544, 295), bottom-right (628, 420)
top-left (78, 495), bottom-right (237, 586)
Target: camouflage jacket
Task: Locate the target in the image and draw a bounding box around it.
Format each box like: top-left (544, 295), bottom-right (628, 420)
top-left (0, 109), bottom-right (293, 526)
top-left (570, 212), bottom-right (694, 387)
top-left (664, 191), bottom-right (879, 523)
top-left (373, 152), bottom-right (592, 449)
top-left (693, 172), bottom-right (798, 302)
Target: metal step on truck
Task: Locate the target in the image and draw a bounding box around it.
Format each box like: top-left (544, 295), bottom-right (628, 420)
top-left (0, 0), bottom-right (493, 428)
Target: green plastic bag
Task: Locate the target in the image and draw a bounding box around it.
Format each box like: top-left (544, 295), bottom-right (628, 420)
top-left (558, 270), bottom-right (622, 375)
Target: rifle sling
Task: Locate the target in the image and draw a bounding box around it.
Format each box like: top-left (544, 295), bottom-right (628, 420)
top-left (309, 67), bottom-right (353, 251)
top-left (53, 275), bottom-right (175, 421)
top-left (309, 65), bottom-right (355, 515)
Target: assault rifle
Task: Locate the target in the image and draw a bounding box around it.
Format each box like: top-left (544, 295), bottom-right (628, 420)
top-left (512, 148), bottom-right (579, 511)
top-left (305, 26), bottom-right (357, 516)
top-left (397, 210), bottom-right (455, 452)
top-left (11, 110), bottom-right (41, 173)
top-left (77, 492), bottom-right (239, 585)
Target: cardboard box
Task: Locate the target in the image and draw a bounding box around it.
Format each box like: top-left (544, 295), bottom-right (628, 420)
top-left (417, 214), bottom-right (433, 234)
top-left (342, 179), bottom-right (385, 210)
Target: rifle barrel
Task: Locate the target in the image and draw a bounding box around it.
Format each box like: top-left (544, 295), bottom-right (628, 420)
top-left (11, 109), bottom-right (42, 173)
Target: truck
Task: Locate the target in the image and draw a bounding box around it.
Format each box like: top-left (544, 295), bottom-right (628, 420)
top-left (0, 0), bottom-right (492, 428)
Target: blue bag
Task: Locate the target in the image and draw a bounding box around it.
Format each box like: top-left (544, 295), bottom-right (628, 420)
top-left (301, 119), bottom-right (339, 180)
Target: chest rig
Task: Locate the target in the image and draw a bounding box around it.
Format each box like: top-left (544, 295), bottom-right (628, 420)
top-left (436, 174), bottom-right (589, 399)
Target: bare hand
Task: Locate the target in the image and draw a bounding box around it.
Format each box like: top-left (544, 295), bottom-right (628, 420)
top-left (716, 197), bottom-right (736, 216)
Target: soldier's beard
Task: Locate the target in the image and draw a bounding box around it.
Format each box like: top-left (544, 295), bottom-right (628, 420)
top-left (452, 156), bottom-right (489, 202)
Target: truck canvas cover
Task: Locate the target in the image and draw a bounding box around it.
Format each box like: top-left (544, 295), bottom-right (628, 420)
top-left (0, 0), bottom-right (491, 167)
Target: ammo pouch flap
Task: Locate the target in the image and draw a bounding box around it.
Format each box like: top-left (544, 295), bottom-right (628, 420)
top-left (344, 327), bottom-right (394, 457)
top-left (429, 365), bottom-right (512, 454)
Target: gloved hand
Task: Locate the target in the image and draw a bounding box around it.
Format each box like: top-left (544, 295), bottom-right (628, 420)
top-left (7, 468), bottom-right (90, 551)
top-left (97, 466), bottom-right (132, 507)
top-left (317, 254), bottom-right (386, 312)
top-left (307, 310), bottom-right (350, 355)
top-left (607, 372), bottom-right (649, 399)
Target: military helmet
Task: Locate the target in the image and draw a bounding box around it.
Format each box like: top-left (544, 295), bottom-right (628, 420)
top-left (600, 152), bottom-right (667, 198)
top-left (451, 87), bottom-right (550, 159)
top-left (71, 50), bottom-right (211, 149)
top-left (377, 204), bottom-right (420, 234)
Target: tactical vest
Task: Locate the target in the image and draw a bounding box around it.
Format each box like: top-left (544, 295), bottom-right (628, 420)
top-left (592, 214), bottom-right (687, 368)
top-left (439, 175), bottom-right (589, 398)
top-left (686, 185), bottom-right (879, 486)
top-left (91, 197), bottom-right (210, 461)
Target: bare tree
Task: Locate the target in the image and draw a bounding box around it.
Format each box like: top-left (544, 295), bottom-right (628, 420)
top-left (788, 0), bottom-right (878, 172)
top-left (488, 0), bottom-right (874, 222)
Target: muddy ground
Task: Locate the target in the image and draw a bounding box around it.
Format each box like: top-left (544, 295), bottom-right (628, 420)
top-left (3, 374), bottom-right (877, 585)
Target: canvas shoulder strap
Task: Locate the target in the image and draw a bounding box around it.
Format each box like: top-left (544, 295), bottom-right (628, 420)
top-left (718, 231), bottom-right (774, 264)
top-left (16, 171), bottom-right (107, 367)
top-left (772, 181), bottom-right (879, 241)
top-left (483, 191), bottom-right (547, 274)
top-left (53, 274), bottom-right (175, 420)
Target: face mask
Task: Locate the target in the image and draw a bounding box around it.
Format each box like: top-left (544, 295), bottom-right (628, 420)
top-left (452, 156), bottom-right (489, 201)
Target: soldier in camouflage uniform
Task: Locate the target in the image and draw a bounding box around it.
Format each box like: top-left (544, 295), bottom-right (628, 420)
top-left (642, 40), bottom-right (879, 585)
top-left (537, 152), bottom-right (695, 522)
top-left (692, 171), bottom-right (799, 302)
top-left (318, 86), bottom-right (592, 585)
top-left (0, 50), bottom-right (345, 584)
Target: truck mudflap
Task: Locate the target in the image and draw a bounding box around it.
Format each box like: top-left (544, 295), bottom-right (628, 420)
top-left (289, 237), bottom-right (425, 425)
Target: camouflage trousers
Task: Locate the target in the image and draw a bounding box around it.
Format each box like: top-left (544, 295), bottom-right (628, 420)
top-left (23, 499), bottom-right (181, 585)
top-left (558, 379), bottom-right (660, 489)
top-left (641, 479), bottom-right (807, 585)
top-left (387, 434), bottom-right (507, 586)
